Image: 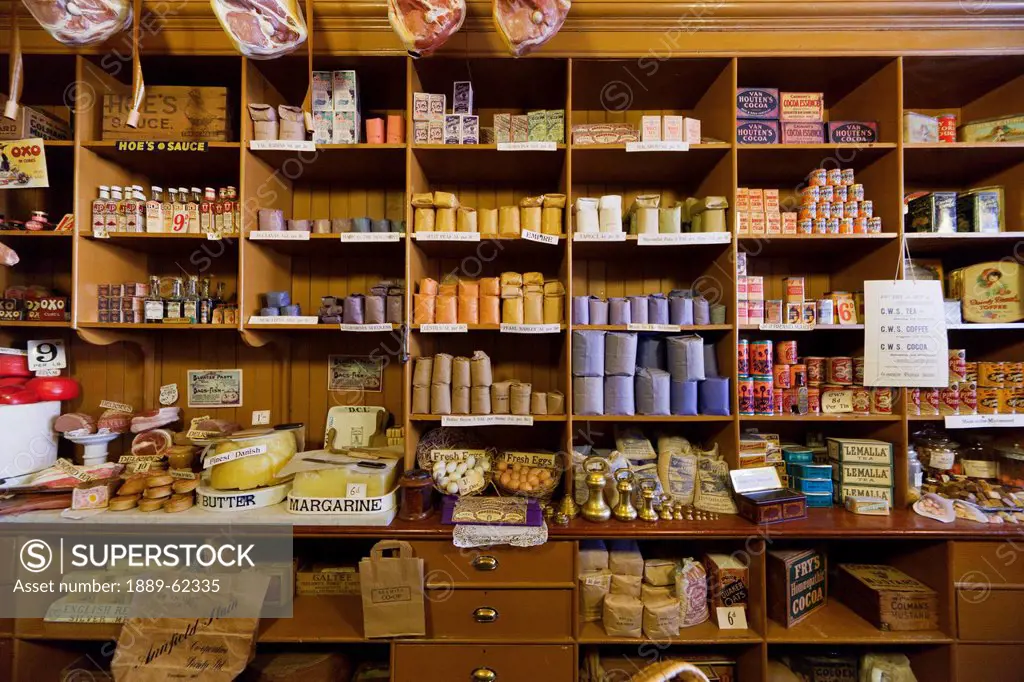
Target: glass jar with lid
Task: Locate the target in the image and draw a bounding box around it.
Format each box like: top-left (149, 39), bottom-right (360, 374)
top-left (960, 435), bottom-right (998, 480)
top-left (914, 428), bottom-right (960, 483)
top-left (995, 438), bottom-right (1024, 488)
top-left (906, 444), bottom-right (923, 503)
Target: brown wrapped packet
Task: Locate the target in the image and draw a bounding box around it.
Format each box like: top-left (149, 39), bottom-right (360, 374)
top-left (430, 383), bottom-right (452, 415)
top-left (436, 295), bottom-right (457, 323)
top-left (413, 294), bottom-right (436, 324)
top-left (433, 191), bottom-right (459, 208)
top-left (438, 282), bottom-right (457, 297)
top-left (471, 386), bottom-right (492, 414)
top-left (542, 207), bottom-right (562, 235)
top-left (411, 192), bottom-right (434, 207)
top-left (420, 278), bottom-right (439, 295)
top-left (414, 207), bottom-right (435, 232)
top-left (470, 350), bottom-right (493, 387)
top-left (431, 353), bottom-right (453, 384)
top-left (278, 105), bottom-right (305, 141)
top-left (510, 382), bottom-right (532, 415)
top-left (524, 272), bottom-right (544, 287)
top-left (503, 297), bottom-right (524, 324)
top-left (543, 193), bottom-right (567, 209)
top-left (412, 385), bottom-right (430, 413)
top-left (501, 272), bottom-right (523, 287)
top-left (491, 381), bottom-right (512, 414)
top-left (479, 208), bottom-right (499, 235)
top-left (458, 295), bottom-right (479, 324)
top-left (457, 207), bottom-right (477, 233)
top-left (531, 391), bottom-right (548, 415)
top-left (480, 295), bottom-right (500, 324)
top-left (521, 206), bottom-right (542, 233)
top-left (452, 386), bottom-right (470, 414)
top-left (436, 208), bottom-right (456, 232)
top-left (546, 391), bottom-right (565, 414)
top-left (458, 279), bottom-right (479, 297)
top-left (452, 356), bottom-right (471, 388)
top-left (520, 195), bottom-right (544, 208)
top-left (480, 277), bottom-right (500, 297)
top-left (498, 206), bottom-right (520, 236)
top-left (524, 291), bottom-right (544, 324)
top-left (413, 356), bottom-right (434, 386)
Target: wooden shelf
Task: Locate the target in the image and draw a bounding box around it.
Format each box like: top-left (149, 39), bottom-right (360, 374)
top-left (570, 143), bottom-right (730, 186)
top-left (905, 232), bottom-right (1024, 254)
top-left (0, 231), bottom-right (71, 238)
top-left (577, 620), bottom-right (761, 645)
top-left (574, 414), bottom-right (733, 422)
top-left (739, 324), bottom-right (865, 331)
top-left (245, 323), bottom-right (400, 331)
top-left (904, 141), bottom-right (1024, 150)
top-left (573, 324), bottom-right (731, 332)
top-left (766, 602), bottom-right (951, 644)
top-left (946, 323), bottom-right (1024, 330)
top-left (738, 233), bottom-right (898, 255)
top-left (248, 143), bottom-right (406, 183)
top-left (903, 143), bottom-right (1024, 186)
top-left (77, 323), bottom-right (237, 330)
top-left (80, 140), bottom-right (242, 183)
top-left (411, 324), bottom-right (565, 331)
top-left (0, 320), bottom-right (71, 328)
top-left (413, 144), bottom-right (566, 184)
top-left (740, 414), bottom-right (901, 422)
top-left (410, 414), bottom-right (567, 422)
top-left (738, 143), bottom-right (898, 150)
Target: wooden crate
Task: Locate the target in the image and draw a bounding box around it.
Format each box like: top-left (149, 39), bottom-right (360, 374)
top-left (835, 563), bottom-right (939, 631)
top-left (102, 87), bottom-right (230, 141)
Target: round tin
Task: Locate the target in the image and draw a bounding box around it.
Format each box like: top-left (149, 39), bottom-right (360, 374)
top-left (776, 340), bottom-right (798, 365)
top-left (753, 375), bottom-right (774, 415)
top-left (832, 202), bottom-right (844, 220)
top-left (977, 387), bottom-right (999, 414)
top-left (850, 184), bottom-right (865, 201)
top-left (859, 199), bottom-right (873, 218)
top-left (799, 204), bottom-right (816, 221)
top-left (960, 384), bottom-right (978, 414)
top-left (798, 219), bottom-right (814, 234)
top-left (868, 217), bottom-right (882, 233)
top-left (783, 388), bottom-right (800, 415)
top-left (872, 387), bottom-right (893, 414)
top-left (773, 388), bottom-right (784, 414)
top-left (937, 113), bottom-right (957, 143)
top-left (841, 169), bottom-right (855, 186)
top-left (852, 387), bottom-right (871, 414)
top-left (808, 169), bottom-right (827, 187)
top-left (853, 217), bottom-right (868, 234)
top-left (814, 219), bottom-right (827, 234)
top-left (828, 356), bottom-right (854, 385)
top-left (819, 186), bottom-right (835, 204)
top-left (751, 340), bottom-right (773, 375)
top-left (827, 168), bottom-right (843, 186)
top-left (802, 185), bottom-right (821, 203)
top-left (737, 339), bottom-right (750, 375)
top-left (774, 364), bottom-right (792, 389)
top-left (791, 364), bottom-right (807, 387)
top-left (818, 200), bottom-right (832, 219)
top-left (826, 218), bottom-right (840, 234)
top-left (839, 218), bottom-right (854, 234)
top-left (834, 185), bottom-right (849, 203)
top-left (908, 387), bottom-right (921, 415)
top-left (807, 386), bottom-right (821, 413)
top-left (805, 356), bottom-right (825, 385)
top-left (738, 375), bottom-right (755, 415)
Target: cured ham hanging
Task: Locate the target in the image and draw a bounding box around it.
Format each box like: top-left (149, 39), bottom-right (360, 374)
top-left (493, 0), bottom-right (571, 57)
top-left (388, 0), bottom-right (466, 57)
top-left (20, 0), bottom-right (131, 47)
top-left (210, 0), bottom-right (308, 59)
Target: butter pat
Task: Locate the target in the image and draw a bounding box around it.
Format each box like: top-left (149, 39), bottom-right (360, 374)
top-left (845, 495), bottom-right (891, 516)
top-left (291, 457), bottom-right (401, 499)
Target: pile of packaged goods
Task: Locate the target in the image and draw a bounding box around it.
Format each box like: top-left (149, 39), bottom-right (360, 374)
top-left (413, 82), bottom-right (565, 145)
top-left (91, 184), bottom-right (239, 235)
top-left (770, 654), bottom-right (921, 682)
top-left (256, 208), bottom-right (404, 234)
top-left (0, 284), bottom-right (70, 322)
top-left (101, 277), bottom-right (235, 325)
top-left (736, 88), bottom-right (878, 144)
top-left (738, 261), bottom-right (861, 326)
top-left (573, 193), bottom-right (728, 236)
top-left (904, 109), bottom-right (1023, 143)
top-left (412, 190), bottom-right (565, 236)
top-left (572, 114), bottom-right (703, 145)
top-left (0, 208), bottom-right (71, 232)
top-left (905, 186), bottom-right (1004, 234)
top-left (414, 274), bottom-right (563, 326)
top-left (738, 339), bottom-right (894, 417)
top-left (312, 69), bottom-right (403, 144)
top-left (573, 329), bottom-right (729, 417)
top-left (908, 349), bottom-right (1020, 417)
top-left (317, 283), bottom-right (405, 325)
top-left (411, 352), bottom-right (565, 416)
top-left (739, 436), bottom-right (834, 508)
top-left (909, 259), bottom-right (1023, 326)
top-left (0, 93), bottom-right (72, 140)
top-left (572, 291), bottom-right (725, 326)
top-left (578, 541), bottom-right (749, 638)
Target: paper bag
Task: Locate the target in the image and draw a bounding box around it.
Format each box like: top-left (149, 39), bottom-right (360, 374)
top-left (359, 540), bottom-right (426, 638)
top-left (112, 617), bottom-right (259, 681)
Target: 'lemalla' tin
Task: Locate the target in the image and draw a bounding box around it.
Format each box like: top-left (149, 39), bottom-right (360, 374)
top-left (774, 364), bottom-right (792, 389)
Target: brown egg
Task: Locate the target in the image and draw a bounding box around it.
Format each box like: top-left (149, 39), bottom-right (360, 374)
top-left (540, 470), bottom-right (552, 481)
top-left (528, 475), bottom-right (540, 487)
top-left (519, 482), bottom-right (533, 492)
top-left (497, 461), bottom-right (508, 472)
top-left (500, 472), bottom-right (512, 485)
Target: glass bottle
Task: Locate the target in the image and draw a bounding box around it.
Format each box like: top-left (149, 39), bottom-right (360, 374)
top-left (199, 277), bottom-right (213, 324)
top-left (200, 187), bottom-right (215, 234)
top-left (907, 444), bottom-right (923, 503)
top-left (164, 277), bottom-right (184, 320)
top-left (183, 275), bottom-right (200, 323)
top-left (171, 187), bottom-right (188, 233)
top-left (163, 187), bottom-right (176, 232)
top-left (146, 186), bottom-right (164, 233)
top-left (132, 186), bottom-right (146, 232)
top-left (960, 435), bottom-right (997, 480)
top-left (104, 185), bottom-right (119, 234)
top-left (917, 431), bottom-right (960, 484)
top-left (229, 186), bottom-right (240, 232)
top-left (214, 188), bottom-right (226, 235)
top-left (92, 186), bottom-right (109, 234)
top-left (112, 186), bottom-right (127, 232)
top-left (143, 276), bottom-right (165, 323)
top-left (186, 187), bottom-right (201, 233)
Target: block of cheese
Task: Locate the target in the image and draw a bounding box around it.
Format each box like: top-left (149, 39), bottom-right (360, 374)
top-left (291, 453), bottom-right (402, 498)
top-left (243, 652), bottom-right (352, 681)
top-left (325, 406), bottom-right (387, 449)
top-left (207, 429), bottom-right (297, 491)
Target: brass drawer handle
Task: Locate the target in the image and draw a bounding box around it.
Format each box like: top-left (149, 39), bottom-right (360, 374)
top-left (472, 668), bottom-right (497, 682)
top-left (472, 555), bottom-right (499, 571)
top-left (473, 606), bottom-right (499, 623)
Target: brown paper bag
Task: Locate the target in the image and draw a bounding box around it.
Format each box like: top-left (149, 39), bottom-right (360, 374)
top-left (480, 295), bottom-right (500, 324)
top-left (414, 207), bottom-right (435, 232)
top-left (112, 617), bottom-right (259, 681)
top-left (479, 208), bottom-right (499, 236)
top-left (359, 540), bottom-right (426, 638)
top-left (436, 208), bottom-right (456, 232)
top-left (480, 277), bottom-right (500, 297)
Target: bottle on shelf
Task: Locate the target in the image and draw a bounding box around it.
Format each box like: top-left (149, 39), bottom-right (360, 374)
top-left (183, 275), bottom-right (200, 323)
top-left (215, 188), bottom-right (227, 235)
top-left (199, 277), bottom-right (213, 324)
top-left (92, 186), bottom-right (109, 234)
top-left (171, 187), bottom-right (187, 233)
top-left (123, 187), bottom-right (137, 232)
top-left (104, 186), bottom-right (119, 234)
top-left (228, 186), bottom-right (240, 232)
top-left (133, 186), bottom-right (146, 232)
top-left (164, 277), bottom-right (184, 320)
top-left (112, 186), bottom-right (127, 232)
top-left (161, 187), bottom-right (174, 232)
top-left (201, 187), bottom-right (216, 235)
top-left (907, 444), bottom-right (923, 503)
top-left (187, 187), bottom-right (201, 234)
top-left (144, 276), bottom-right (165, 323)
top-left (146, 186), bottom-right (164, 233)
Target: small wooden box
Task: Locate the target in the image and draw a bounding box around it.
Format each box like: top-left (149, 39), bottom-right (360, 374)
top-left (103, 86), bottom-right (230, 141)
top-left (767, 548), bottom-right (827, 627)
top-left (835, 564), bottom-right (939, 631)
top-left (735, 489), bottom-right (807, 525)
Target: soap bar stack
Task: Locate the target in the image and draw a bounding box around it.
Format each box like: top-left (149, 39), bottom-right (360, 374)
top-left (573, 193), bottom-right (729, 235)
top-left (260, 290), bottom-right (302, 317)
top-left (411, 351), bottom-right (564, 416)
top-left (318, 281), bottom-right (404, 325)
top-left (255, 209), bottom-right (402, 234)
top-left (572, 291), bottom-right (723, 327)
top-left (412, 191), bottom-right (565, 237)
top-left (572, 330), bottom-right (730, 416)
top-left (413, 274), bottom-right (564, 325)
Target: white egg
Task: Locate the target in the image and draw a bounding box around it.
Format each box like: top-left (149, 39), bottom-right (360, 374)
top-left (455, 462), bottom-right (468, 476)
top-left (432, 462), bottom-right (446, 475)
top-left (439, 476), bottom-right (450, 487)
top-left (466, 455), bottom-right (476, 468)
top-left (446, 482), bottom-right (459, 495)
top-left (446, 461), bottom-right (458, 474)
top-left (480, 459), bottom-right (491, 471)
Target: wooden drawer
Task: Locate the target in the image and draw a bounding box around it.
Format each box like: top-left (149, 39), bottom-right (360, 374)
top-left (957, 589), bottom-right (1024, 642)
top-left (394, 644), bottom-right (575, 682)
top-left (425, 589), bottom-right (573, 641)
top-left (952, 542), bottom-right (1024, 588)
top-left (958, 645), bottom-right (1024, 681)
top-left (410, 540), bottom-right (574, 587)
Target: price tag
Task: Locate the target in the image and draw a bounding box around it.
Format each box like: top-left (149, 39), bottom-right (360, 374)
top-left (126, 461), bottom-right (153, 474)
top-left (821, 389), bottom-right (853, 414)
top-left (759, 323), bottom-right (814, 331)
top-left (27, 339), bottom-right (66, 372)
top-left (521, 230), bottom-right (560, 245)
top-left (340, 232), bottom-right (402, 243)
top-left (249, 139), bottom-right (316, 152)
top-left (252, 410), bottom-right (270, 426)
top-left (169, 468), bottom-right (198, 480)
top-left (99, 399), bottom-right (133, 413)
top-left (346, 483), bottom-right (367, 499)
top-left (499, 323), bottom-right (561, 334)
top-left (497, 141), bottom-right (557, 151)
top-left (93, 226), bottom-right (108, 239)
top-left (945, 414), bottom-right (1024, 429)
top-left (419, 323), bottom-right (468, 333)
top-left (573, 232), bottom-right (626, 242)
top-left (186, 415), bottom-right (213, 440)
top-left (339, 323), bottom-right (394, 332)
top-left (412, 232), bottom-right (481, 242)
top-left (715, 606), bottom-right (748, 630)
top-left (206, 232), bottom-right (221, 241)
top-left (626, 141), bottom-right (690, 152)
top-left (0, 347), bottom-right (27, 356)
top-left (118, 455), bottom-right (163, 463)
top-left (54, 458), bottom-right (95, 483)
top-left (35, 368), bottom-right (61, 377)
top-left (247, 315), bottom-right (320, 325)
top-left (441, 415), bottom-right (534, 427)
top-left (250, 230), bottom-right (310, 241)
top-left (159, 383), bottom-right (178, 406)
top-left (204, 444), bottom-right (268, 469)
top-left (627, 323), bottom-right (681, 332)
top-left (637, 232), bottom-right (731, 245)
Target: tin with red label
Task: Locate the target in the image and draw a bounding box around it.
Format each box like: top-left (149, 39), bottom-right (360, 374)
top-left (753, 375), bottom-right (775, 415)
top-left (828, 356), bottom-right (853, 385)
top-left (739, 375), bottom-right (755, 415)
top-left (774, 364), bottom-right (793, 389)
top-left (790, 364), bottom-right (807, 387)
top-left (960, 382), bottom-right (978, 415)
top-left (737, 339), bottom-right (750, 375)
top-left (841, 169), bottom-right (855, 186)
top-left (937, 113), bottom-right (957, 143)
top-left (781, 388), bottom-right (799, 414)
top-left (776, 340), bottom-right (799, 364)
top-left (808, 169), bottom-right (827, 187)
top-left (852, 356), bottom-right (864, 385)
top-left (868, 217), bottom-right (882, 233)
top-left (816, 299), bottom-right (834, 325)
top-left (799, 204), bottom-right (816, 221)
top-left (908, 388), bottom-right (921, 415)
top-left (805, 356), bottom-right (825, 385)
top-left (827, 168), bottom-right (843, 186)
top-left (923, 388), bottom-right (941, 415)
top-left (852, 387), bottom-right (872, 414)
top-left (751, 340), bottom-right (773, 375)
top-left (773, 387), bottom-right (784, 414)
top-left (807, 386), bottom-right (821, 413)
top-left (872, 387), bottom-right (893, 414)
top-left (940, 385), bottom-right (960, 415)
top-left (948, 349), bottom-right (967, 384)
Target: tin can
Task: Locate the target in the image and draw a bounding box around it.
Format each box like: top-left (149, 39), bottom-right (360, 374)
top-left (765, 299), bottom-right (784, 324)
top-left (751, 340), bottom-right (773, 375)
top-left (859, 200), bottom-right (873, 218)
top-left (785, 302), bottom-right (803, 324)
top-left (940, 385), bottom-right (960, 415)
top-left (977, 387), bottom-right (999, 414)
top-left (979, 361), bottom-right (1005, 388)
top-left (841, 168), bottom-right (855, 186)
top-left (816, 299), bottom-right (834, 325)
top-left (813, 219), bottom-right (827, 234)
top-left (965, 361), bottom-right (978, 382)
top-left (828, 356), bottom-right (853, 385)
top-left (1007, 387), bottom-right (1024, 414)
top-left (998, 388), bottom-right (1013, 414)
top-left (790, 363), bottom-right (807, 387)
top-left (852, 387), bottom-right (872, 414)
top-left (737, 299), bottom-right (749, 325)
top-left (753, 375), bottom-right (775, 415)
top-left (820, 186), bottom-right (835, 204)
top-left (1006, 362), bottom-right (1023, 385)
top-left (806, 356), bottom-right (825, 385)
top-left (839, 218), bottom-right (854, 234)
top-left (834, 184), bottom-right (848, 203)
top-left (826, 218), bottom-right (840, 234)
top-left (872, 386), bottom-right (893, 414)
top-left (908, 387), bottom-right (921, 415)
top-left (798, 218), bottom-right (813, 234)
top-left (737, 339), bottom-right (750, 375)
top-left (808, 169), bottom-right (827, 187)
top-left (738, 375), bottom-right (755, 415)
top-left (801, 186), bottom-right (820, 203)
top-left (774, 363), bottom-right (793, 389)
top-left (807, 386), bottom-right (821, 413)
top-left (827, 168), bottom-right (843, 186)
top-left (854, 292), bottom-right (864, 322)
top-left (776, 340), bottom-right (799, 364)
top-left (773, 388), bottom-right (784, 414)
top-left (844, 201), bottom-right (859, 219)
top-left (818, 200), bottom-right (832, 219)
top-left (923, 388), bottom-right (941, 415)
top-left (831, 201), bottom-right (844, 220)
top-left (799, 204), bottom-right (816, 221)
top-left (948, 349), bottom-right (967, 384)
top-left (937, 113), bottom-right (957, 143)
top-left (868, 217), bottom-right (882, 233)
top-left (960, 382), bottom-right (977, 415)
top-left (781, 388), bottom-right (799, 414)
top-left (853, 217), bottom-right (868, 234)
top-left (853, 356), bottom-right (865, 384)
top-left (748, 299), bottom-right (765, 324)
top-left (850, 184), bottom-right (865, 201)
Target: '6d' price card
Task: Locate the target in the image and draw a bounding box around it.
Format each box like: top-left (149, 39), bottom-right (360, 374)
top-left (27, 339), bottom-right (67, 372)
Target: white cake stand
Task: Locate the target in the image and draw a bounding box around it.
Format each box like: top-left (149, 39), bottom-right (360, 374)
top-left (63, 431), bottom-right (122, 466)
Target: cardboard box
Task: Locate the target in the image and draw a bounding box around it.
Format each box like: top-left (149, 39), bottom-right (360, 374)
top-left (452, 81), bottom-right (473, 115)
top-left (312, 111), bottom-right (333, 144)
top-left (413, 92), bottom-right (431, 121)
top-left (767, 548), bottom-right (827, 627)
top-left (763, 189), bottom-right (780, 213)
top-left (828, 121), bottom-right (878, 144)
top-left (748, 299), bottom-right (765, 324)
top-left (737, 119), bottom-right (779, 144)
top-left (780, 92), bottom-right (824, 122)
top-left (682, 117), bottom-right (701, 144)
top-left (444, 114), bottom-right (462, 144)
top-left (788, 656), bottom-right (857, 681)
top-left (782, 212), bottom-right (798, 234)
top-left (766, 212), bottom-right (781, 235)
top-left (641, 115), bottom-right (661, 142)
top-left (750, 211), bottom-right (766, 235)
top-left (736, 188), bottom-right (750, 212)
top-left (826, 438), bottom-right (893, 465)
top-left (833, 483), bottom-right (894, 506)
top-left (0, 95), bottom-right (71, 141)
top-left (704, 553), bottom-right (749, 608)
top-left (428, 94), bottom-right (446, 121)
top-left (332, 70), bottom-right (358, 112)
top-left (460, 115), bottom-right (479, 145)
top-left (102, 86), bottom-right (229, 141)
top-left (748, 189), bottom-right (765, 212)
top-left (427, 120), bottom-right (444, 144)
top-left (332, 111), bottom-right (359, 144)
top-left (295, 564), bottom-right (361, 596)
top-left (312, 71), bottom-right (333, 112)
top-left (528, 110), bottom-right (548, 142)
top-left (746, 276), bottom-right (764, 301)
top-left (546, 109), bottom-right (565, 143)
top-left (835, 564), bottom-right (939, 631)
top-left (781, 121), bottom-right (825, 144)
top-left (494, 113), bottom-right (512, 144)
top-left (413, 120), bottom-right (429, 144)
top-left (736, 211), bottom-right (750, 235)
top-left (831, 462), bottom-right (893, 487)
top-left (512, 115), bottom-right (529, 143)
top-left (736, 87), bottom-right (780, 119)
top-left (662, 115), bottom-right (682, 142)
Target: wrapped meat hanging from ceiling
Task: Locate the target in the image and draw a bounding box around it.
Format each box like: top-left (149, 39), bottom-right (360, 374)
top-left (388, 0), bottom-right (466, 57)
top-left (210, 0), bottom-right (308, 59)
top-left (494, 0), bottom-right (571, 57)
top-left (20, 0), bottom-right (131, 47)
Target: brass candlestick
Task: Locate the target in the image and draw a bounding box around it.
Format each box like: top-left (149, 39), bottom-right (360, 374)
top-left (611, 469), bottom-right (637, 522)
top-left (581, 457), bottom-right (611, 523)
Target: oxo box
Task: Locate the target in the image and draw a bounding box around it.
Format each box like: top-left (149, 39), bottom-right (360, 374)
top-left (737, 119), bottom-right (779, 144)
top-left (737, 87), bottom-right (780, 119)
top-left (828, 121), bottom-right (878, 144)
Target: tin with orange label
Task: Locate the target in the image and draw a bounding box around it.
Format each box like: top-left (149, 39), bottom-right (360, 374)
top-left (979, 362), bottom-right (1005, 388)
top-left (832, 202), bottom-right (845, 220)
top-left (737, 339), bottom-right (750, 375)
top-left (1008, 387), bottom-right (1024, 414)
top-left (965, 362), bottom-right (978, 382)
top-left (834, 184), bottom-right (849, 203)
top-left (998, 388), bottom-right (1013, 414)
top-left (852, 387), bottom-right (871, 414)
top-left (977, 387), bottom-right (999, 414)
top-left (844, 201), bottom-right (859, 218)
top-left (776, 340), bottom-right (798, 364)
top-left (813, 219), bottom-right (827, 234)
top-left (808, 169), bottom-right (827, 187)
top-left (791, 364), bottom-right (807, 387)
top-left (841, 169), bottom-right (855, 185)
top-left (827, 168), bottom-right (843, 186)
top-left (960, 383), bottom-right (977, 415)
top-left (802, 186), bottom-right (820, 203)
top-left (828, 356), bottom-right (853, 385)
top-left (850, 184), bottom-right (865, 201)
top-left (807, 386), bottom-right (821, 413)
top-left (859, 200), bottom-right (873, 218)
top-left (839, 218), bottom-right (854, 234)
top-left (739, 375), bottom-right (755, 415)
top-left (799, 204), bottom-right (816, 221)
top-left (868, 217), bottom-right (882, 233)
top-left (751, 340), bottom-right (773, 375)
top-left (940, 386), bottom-right (960, 415)
top-left (753, 375), bottom-right (775, 415)
top-left (820, 186), bottom-right (835, 204)
top-left (774, 364), bottom-right (793, 389)
top-left (853, 217), bottom-right (868, 233)
top-left (826, 218), bottom-right (840, 234)
top-left (853, 356), bottom-right (865, 385)
top-left (806, 356), bottom-right (825, 385)
top-left (948, 349), bottom-right (967, 384)
top-left (818, 200), bottom-right (832, 219)
top-left (782, 388), bottom-right (799, 414)
top-left (798, 219), bottom-right (813, 234)
top-left (1006, 362), bottom-right (1023, 385)
top-left (773, 388), bottom-right (784, 414)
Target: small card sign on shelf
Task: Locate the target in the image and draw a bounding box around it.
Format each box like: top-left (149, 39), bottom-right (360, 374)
top-left (627, 323), bottom-right (681, 333)
top-left (250, 231), bottom-right (310, 241)
top-left (248, 315), bottom-right (320, 325)
top-left (573, 232), bottom-right (627, 242)
top-left (521, 230), bottom-right (560, 245)
top-left (26, 339), bottom-right (66, 372)
top-left (715, 606), bottom-right (748, 630)
top-left (499, 323), bottom-right (561, 334)
top-left (945, 414), bottom-right (1024, 428)
top-left (418, 323), bottom-right (468, 333)
top-left (339, 232), bottom-right (402, 243)
top-left (338, 323), bottom-right (394, 332)
top-left (441, 415), bottom-right (534, 427)
top-left (637, 232), bottom-right (731, 245)
top-left (760, 323), bottom-right (814, 331)
top-left (413, 232), bottom-right (481, 242)
top-left (497, 141), bottom-right (557, 151)
top-left (204, 444), bottom-right (268, 468)
top-left (625, 141), bottom-right (690, 152)
top-left (249, 140), bottom-right (316, 152)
